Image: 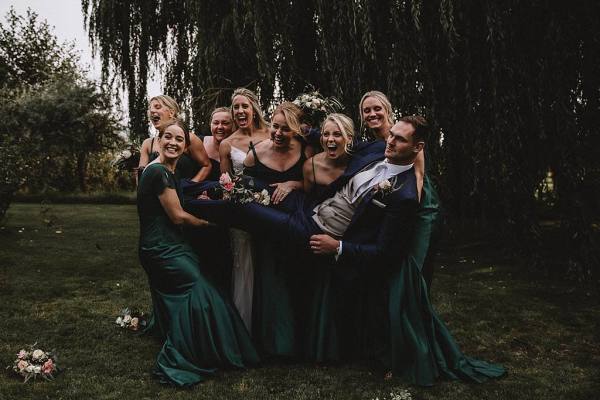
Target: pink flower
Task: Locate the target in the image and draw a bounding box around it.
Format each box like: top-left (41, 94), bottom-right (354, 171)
top-left (219, 172), bottom-right (232, 185)
top-left (17, 350), bottom-right (28, 360)
top-left (130, 317), bottom-right (139, 331)
top-left (219, 172), bottom-right (235, 191)
top-left (17, 360), bottom-right (29, 372)
top-left (41, 359), bottom-right (55, 375)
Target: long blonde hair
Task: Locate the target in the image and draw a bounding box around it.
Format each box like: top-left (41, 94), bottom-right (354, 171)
top-left (272, 102), bottom-right (303, 136)
top-left (321, 113), bottom-right (355, 154)
top-left (358, 90), bottom-right (394, 140)
top-left (148, 95), bottom-right (181, 118)
top-left (231, 88), bottom-right (267, 131)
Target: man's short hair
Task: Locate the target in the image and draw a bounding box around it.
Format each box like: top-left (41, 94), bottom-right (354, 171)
top-left (399, 115), bottom-right (429, 143)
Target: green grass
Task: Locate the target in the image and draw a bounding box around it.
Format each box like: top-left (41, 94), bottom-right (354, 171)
top-left (0, 203), bottom-right (598, 400)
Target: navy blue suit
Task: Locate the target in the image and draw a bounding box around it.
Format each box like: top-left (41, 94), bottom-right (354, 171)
top-left (210, 150), bottom-right (421, 279)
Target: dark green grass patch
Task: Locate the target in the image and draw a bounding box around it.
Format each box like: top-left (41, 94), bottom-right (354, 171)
top-left (0, 204), bottom-right (598, 399)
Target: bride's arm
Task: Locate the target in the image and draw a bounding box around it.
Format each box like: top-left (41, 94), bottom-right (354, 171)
top-left (219, 141), bottom-right (233, 174)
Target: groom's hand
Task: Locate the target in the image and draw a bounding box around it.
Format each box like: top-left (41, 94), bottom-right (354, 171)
top-left (309, 234), bottom-right (339, 255)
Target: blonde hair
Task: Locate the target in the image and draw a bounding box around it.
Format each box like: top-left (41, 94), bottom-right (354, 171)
top-left (231, 88), bottom-right (267, 130)
top-left (272, 102), bottom-right (303, 136)
top-left (210, 106), bottom-right (231, 121)
top-left (321, 113), bottom-right (355, 154)
top-left (148, 95), bottom-right (181, 118)
top-left (358, 90), bottom-right (394, 139)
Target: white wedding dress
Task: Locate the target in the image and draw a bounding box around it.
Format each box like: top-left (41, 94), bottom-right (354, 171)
top-left (229, 146), bottom-right (254, 332)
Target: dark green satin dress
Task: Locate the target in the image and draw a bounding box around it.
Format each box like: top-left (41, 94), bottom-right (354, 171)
top-left (305, 175), bottom-right (505, 385)
top-left (385, 175), bottom-right (505, 385)
top-left (137, 163), bottom-right (259, 387)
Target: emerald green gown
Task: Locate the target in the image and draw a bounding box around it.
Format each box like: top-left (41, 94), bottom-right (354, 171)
top-left (305, 175), bottom-right (505, 385)
top-left (137, 163), bottom-right (259, 387)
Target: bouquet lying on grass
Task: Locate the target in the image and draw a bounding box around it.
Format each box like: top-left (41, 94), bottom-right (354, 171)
top-left (9, 344), bottom-right (58, 382)
top-left (218, 172), bottom-right (271, 205)
top-left (115, 308), bottom-right (147, 331)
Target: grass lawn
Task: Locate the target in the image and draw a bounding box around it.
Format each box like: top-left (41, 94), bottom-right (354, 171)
top-left (0, 203), bottom-right (598, 400)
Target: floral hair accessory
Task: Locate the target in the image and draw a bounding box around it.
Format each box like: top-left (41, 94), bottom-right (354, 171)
top-left (292, 86), bottom-right (344, 127)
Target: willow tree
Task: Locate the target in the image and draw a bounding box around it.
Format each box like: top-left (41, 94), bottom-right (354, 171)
top-left (83, 0), bottom-right (600, 286)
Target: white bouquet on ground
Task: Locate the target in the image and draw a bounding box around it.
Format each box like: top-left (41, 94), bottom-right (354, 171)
top-left (9, 344), bottom-right (59, 382)
top-left (115, 308), bottom-right (147, 331)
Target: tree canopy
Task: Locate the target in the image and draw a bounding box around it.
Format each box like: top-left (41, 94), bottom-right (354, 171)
top-left (84, 1), bottom-right (600, 286)
top-left (0, 7), bottom-right (124, 220)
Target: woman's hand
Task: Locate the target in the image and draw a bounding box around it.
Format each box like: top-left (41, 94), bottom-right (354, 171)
top-left (269, 180), bottom-right (302, 204)
top-left (197, 191), bottom-right (210, 200)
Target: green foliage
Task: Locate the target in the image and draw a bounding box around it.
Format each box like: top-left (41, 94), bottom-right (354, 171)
top-left (83, 1), bottom-right (600, 285)
top-left (1, 204), bottom-right (599, 399)
top-left (1, 77), bottom-right (125, 195)
top-left (0, 7), bottom-right (128, 221)
top-left (0, 7), bottom-right (80, 89)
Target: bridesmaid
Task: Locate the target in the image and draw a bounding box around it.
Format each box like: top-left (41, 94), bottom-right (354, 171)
top-left (303, 113), bottom-right (353, 200)
top-left (139, 95), bottom-right (212, 182)
top-left (300, 113), bottom-right (358, 362)
top-left (203, 107), bottom-right (233, 181)
top-left (244, 101), bottom-right (314, 203)
top-left (242, 102), bottom-right (313, 358)
top-left (186, 107), bottom-right (234, 292)
top-left (358, 90), bottom-right (395, 142)
top-left (219, 88), bottom-right (270, 332)
top-left (137, 119), bottom-right (258, 386)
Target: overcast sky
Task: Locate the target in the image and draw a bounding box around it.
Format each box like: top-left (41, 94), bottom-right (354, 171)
top-left (0, 0), bottom-right (161, 97)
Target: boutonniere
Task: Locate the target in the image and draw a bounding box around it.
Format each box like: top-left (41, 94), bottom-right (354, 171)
top-left (377, 179), bottom-right (393, 196)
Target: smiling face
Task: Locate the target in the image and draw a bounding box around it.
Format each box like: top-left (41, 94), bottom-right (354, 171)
top-left (270, 112), bottom-right (294, 148)
top-left (321, 120), bottom-right (347, 159)
top-left (148, 99), bottom-right (175, 132)
top-left (210, 111), bottom-right (233, 143)
top-left (232, 95), bottom-right (254, 130)
top-left (361, 96), bottom-right (389, 130)
top-left (384, 121), bottom-right (423, 165)
top-left (159, 124), bottom-right (187, 161)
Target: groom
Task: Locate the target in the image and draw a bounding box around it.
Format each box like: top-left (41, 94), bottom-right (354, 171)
top-left (226, 115), bottom-right (428, 276)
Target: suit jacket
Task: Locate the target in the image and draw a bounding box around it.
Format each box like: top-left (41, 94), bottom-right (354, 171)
top-left (317, 150), bottom-right (420, 274)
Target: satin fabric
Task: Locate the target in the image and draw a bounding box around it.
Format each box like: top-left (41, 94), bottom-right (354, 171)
top-left (137, 163), bottom-right (259, 387)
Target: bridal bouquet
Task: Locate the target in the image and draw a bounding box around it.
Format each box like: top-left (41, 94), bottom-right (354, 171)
top-left (218, 172), bottom-right (271, 205)
top-left (10, 344), bottom-right (58, 382)
top-left (293, 87), bottom-right (344, 126)
top-left (115, 308), bottom-right (147, 331)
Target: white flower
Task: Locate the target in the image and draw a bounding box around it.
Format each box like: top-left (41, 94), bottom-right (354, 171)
top-left (121, 150), bottom-right (132, 159)
top-left (259, 189), bottom-right (271, 206)
top-left (311, 98), bottom-right (322, 108)
top-left (378, 179), bottom-right (392, 191)
top-left (123, 315), bottom-right (132, 324)
top-left (116, 316), bottom-right (123, 325)
top-left (32, 349), bottom-right (45, 361)
top-left (25, 365), bottom-right (35, 373)
top-left (33, 366), bottom-right (41, 374)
